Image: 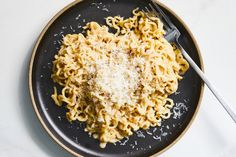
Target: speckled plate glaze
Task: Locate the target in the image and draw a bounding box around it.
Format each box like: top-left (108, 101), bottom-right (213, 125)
top-left (29, 0), bottom-right (204, 156)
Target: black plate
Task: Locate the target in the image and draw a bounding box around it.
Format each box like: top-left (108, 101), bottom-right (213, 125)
top-left (29, 0), bottom-right (204, 156)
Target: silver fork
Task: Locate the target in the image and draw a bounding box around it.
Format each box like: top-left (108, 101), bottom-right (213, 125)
top-left (143, 0), bottom-right (236, 123)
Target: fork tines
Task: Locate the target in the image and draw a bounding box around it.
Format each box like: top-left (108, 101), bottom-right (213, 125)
top-left (149, 0), bottom-right (176, 29)
top-left (143, 0), bottom-right (180, 42)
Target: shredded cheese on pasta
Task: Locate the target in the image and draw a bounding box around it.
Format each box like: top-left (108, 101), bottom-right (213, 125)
top-left (51, 9), bottom-right (189, 148)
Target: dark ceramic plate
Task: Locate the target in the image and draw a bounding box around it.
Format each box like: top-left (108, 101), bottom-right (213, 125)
top-left (29, 0), bottom-right (204, 156)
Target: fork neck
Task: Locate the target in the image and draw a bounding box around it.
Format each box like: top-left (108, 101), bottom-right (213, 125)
top-left (165, 29), bottom-right (180, 43)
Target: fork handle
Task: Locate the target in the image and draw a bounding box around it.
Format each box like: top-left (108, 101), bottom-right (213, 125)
top-left (176, 41), bottom-right (236, 123)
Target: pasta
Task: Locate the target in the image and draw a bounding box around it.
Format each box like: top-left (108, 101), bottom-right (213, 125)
top-left (51, 9), bottom-right (189, 148)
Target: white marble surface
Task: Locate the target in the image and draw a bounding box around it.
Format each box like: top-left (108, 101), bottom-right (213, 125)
top-left (0, 0), bottom-right (236, 156)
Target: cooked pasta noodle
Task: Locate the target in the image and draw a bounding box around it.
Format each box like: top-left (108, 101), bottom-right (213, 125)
top-left (51, 8), bottom-right (189, 148)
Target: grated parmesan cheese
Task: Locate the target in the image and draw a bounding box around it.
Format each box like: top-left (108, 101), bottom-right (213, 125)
top-left (88, 52), bottom-right (140, 106)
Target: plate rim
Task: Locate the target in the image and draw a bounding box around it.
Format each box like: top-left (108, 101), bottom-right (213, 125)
top-left (28, 0), bottom-right (205, 156)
